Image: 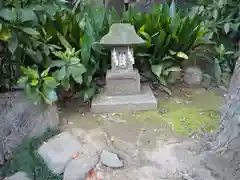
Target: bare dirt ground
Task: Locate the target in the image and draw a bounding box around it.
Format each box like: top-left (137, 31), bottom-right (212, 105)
top-left (59, 84), bottom-right (229, 180)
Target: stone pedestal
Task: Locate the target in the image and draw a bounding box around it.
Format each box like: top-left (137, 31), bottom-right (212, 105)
top-left (91, 23), bottom-right (157, 113)
top-left (106, 69), bottom-right (141, 95)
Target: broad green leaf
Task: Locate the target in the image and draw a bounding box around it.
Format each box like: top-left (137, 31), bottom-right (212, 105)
top-left (21, 66), bottom-right (39, 78)
top-left (139, 31), bottom-right (151, 46)
top-left (176, 52), bottom-right (188, 59)
top-left (165, 66), bottom-right (181, 72)
top-left (51, 60), bottom-right (66, 68)
top-left (188, 6), bottom-right (199, 18)
top-left (72, 74), bottom-right (83, 84)
top-left (70, 64), bottom-right (86, 75)
top-left (42, 86), bottom-right (58, 104)
top-left (35, 50), bottom-right (44, 63)
top-left (17, 76), bottom-right (28, 85)
top-left (57, 32), bottom-right (72, 49)
top-left (138, 25), bottom-right (145, 33)
top-left (81, 33), bottom-right (93, 65)
top-left (158, 30), bottom-right (166, 48)
top-left (0, 8), bottom-right (15, 21)
top-left (162, 56), bottom-right (173, 61)
top-left (70, 57), bottom-right (81, 65)
top-left (0, 24), bottom-right (2, 31)
top-left (55, 66), bottom-right (66, 81)
top-left (224, 23), bottom-right (230, 34)
top-left (7, 32), bottom-right (18, 53)
top-left (70, 64), bottom-right (86, 84)
top-left (169, 0), bottom-right (176, 19)
top-left (41, 68), bottom-right (50, 77)
top-left (61, 78), bottom-right (70, 90)
top-left (152, 65), bottom-right (163, 77)
top-left (43, 76), bottom-right (59, 89)
top-left (21, 28), bottom-right (40, 36)
top-left (84, 87), bottom-right (95, 102)
top-left (31, 79), bottom-right (39, 86)
top-left (136, 53), bottom-right (151, 57)
top-left (159, 77), bottom-right (167, 86)
top-left (231, 23), bottom-right (240, 32)
top-left (19, 8), bottom-right (37, 23)
top-left (213, 9), bottom-right (218, 20)
top-left (0, 26), bottom-right (11, 41)
top-left (91, 8), bottom-right (105, 33)
top-left (162, 3), bottom-right (170, 18)
top-left (169, 50), bottom-right (176, 55)
top-left (25, 84), bottom-right (32, 97)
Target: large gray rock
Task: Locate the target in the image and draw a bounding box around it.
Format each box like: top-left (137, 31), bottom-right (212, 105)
top-left (38, 131), bottom-right (82, 174)
top-left (63, 155), bottom-right (99, 180)
top-left (4, 172), bottom-right (30, 180)
top-left (0, 91), bottom-right (59, 164)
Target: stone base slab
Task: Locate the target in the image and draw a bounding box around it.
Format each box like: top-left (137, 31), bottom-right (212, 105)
top-left (91, 85), bottom-right (157, 113)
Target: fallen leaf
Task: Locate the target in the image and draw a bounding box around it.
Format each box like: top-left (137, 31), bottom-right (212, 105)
top-left (140, 128), bottom-right (146, 132)
top-left (72, 153), bottom-right (79, 159)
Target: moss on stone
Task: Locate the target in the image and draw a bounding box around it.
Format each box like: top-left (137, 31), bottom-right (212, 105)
top-left (125, 90), bottom-right (223, 136)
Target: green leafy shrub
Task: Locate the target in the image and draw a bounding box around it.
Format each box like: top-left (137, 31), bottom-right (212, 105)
top-left (18, 66), bottom-right (59, 104)
top-left (2, 0), bottom-right (209, 103)
top-left (0, 5), bottom-right (43, 91)
top-left (185, 0), bottom-right (239, 84)
top-left (188, 0), bottom-right (240, 37)
top-left (121, 1), bottom-right (207, 92)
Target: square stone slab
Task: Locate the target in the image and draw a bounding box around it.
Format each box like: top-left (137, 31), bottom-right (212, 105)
top-left (91, 84), bottom-right (157, 113)
top-left (38, 131), bottom-right (82, 174)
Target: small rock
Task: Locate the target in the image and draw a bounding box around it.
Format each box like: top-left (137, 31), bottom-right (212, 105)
top-left (183, 66), bottom-right (203, 85)
top-left (63, 155), bottom-right (99, 180)
top-left (182, 173), bottom-right (193, 180)
top-left (38, 131), bottom-right (82, 174)
top-left (100, 150), bottom-right (123, 168)
top-left (4, 172), bottom-right (30, 180)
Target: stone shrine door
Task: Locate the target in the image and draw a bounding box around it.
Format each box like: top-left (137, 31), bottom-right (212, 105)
top-left (111, 47), bottom-right (134, 71)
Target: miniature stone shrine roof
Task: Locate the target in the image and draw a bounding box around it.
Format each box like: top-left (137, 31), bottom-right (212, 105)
top-left (100, 23), bottom-right (146, 46)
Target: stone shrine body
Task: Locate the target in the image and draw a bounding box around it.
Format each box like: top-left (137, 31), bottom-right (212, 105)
top-left (91, 23), bottom-right (157, 113)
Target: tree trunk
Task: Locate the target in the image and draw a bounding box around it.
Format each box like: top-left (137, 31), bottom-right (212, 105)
top-left (211, 57), bottom-right (240, 156)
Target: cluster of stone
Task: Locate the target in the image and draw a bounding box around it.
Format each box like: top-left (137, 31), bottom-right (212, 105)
top-left (4, 131), bottom-right (123, 180)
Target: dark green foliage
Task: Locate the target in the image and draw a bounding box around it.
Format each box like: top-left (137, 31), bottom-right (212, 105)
top-left (0, 0), bottom-right (208, 101)
top-left (0, 129), bottom-right (62, 180)
top-left (121, 1), bottom-right (207, 92)
top-left (184, 0), bottom-right (240, 85)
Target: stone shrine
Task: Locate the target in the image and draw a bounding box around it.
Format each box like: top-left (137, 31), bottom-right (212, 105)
top-left (91, 23), bottom-right (157, 113)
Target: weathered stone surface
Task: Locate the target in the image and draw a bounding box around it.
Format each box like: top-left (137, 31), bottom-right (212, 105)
top-left (0, 91), bottom-right (59, 164)
top-left (91, 84), bottom-right (157, 113)
top-left (100, 150), bottom-right (123, 168)
top-left (106, 69), bottom-right (141, 95)
top-left (38, 131), bottom-right (82, 174)
top-left (183, 67), bottom-right (203, 85)
top-left (63, 155), bottom-right (99, 180)
top-left (100, 23), bottom-right (145, 46)
top-left (4, 172), bottom-right (30, 180)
